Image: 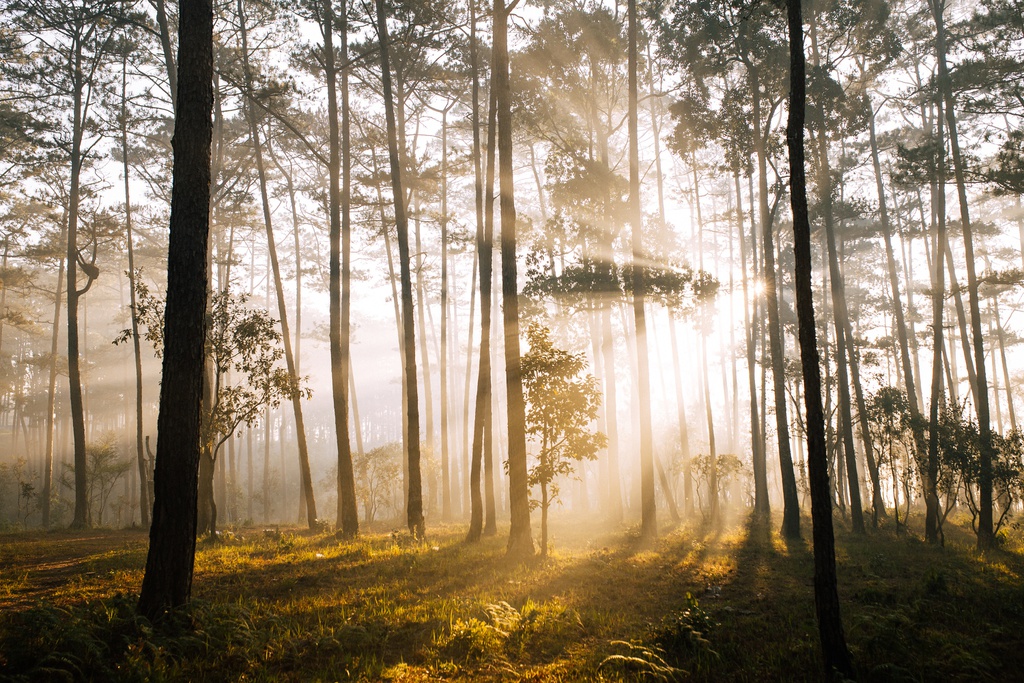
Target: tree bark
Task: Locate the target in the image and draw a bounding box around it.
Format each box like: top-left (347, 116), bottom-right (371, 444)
top-left (324, 0), bottom-right (358, 537)
top-left (807, 17), bottom-right (864, 535)
top-left (42, 225), bottom-right (66, 529)
top-left (668, 318), bottom-right (693, 515)
top-left (736, 169), bottom-right (768, 522)
top-left (120, 46), bottom-right (149, 528)
top-left (68, 35), bottom-right (92, 530)
top-left (786, 1), bottom-right (853, 674)
top-left (866, 94), bottom-right (912, 526)
top-left (440, 108), bottom-right (452, 521)
top-left (627, 0), bottom-right (656, 540)
top-left (993, 295), bottom-right (1015, 430)
top-left (931, 0), bottom-right (994, 549)
top-left (466, 14), bottom-right (496, 540)
top-left (413, 191), bottom-right (436, 511)
top-left (494, 0), bottom-right (533, 560)
top-left (751, 65), bottom-right (799, 539)
top-left (237, 0), bottom-right (317, 530)
top-left (376, 0), bottom-right (424, 539)
top-left (928, 93), bottom-right (948, 545)
top-left (137, 0), bottom-right (213, 618)
top-left (153, 0), bottom-right (177, 111)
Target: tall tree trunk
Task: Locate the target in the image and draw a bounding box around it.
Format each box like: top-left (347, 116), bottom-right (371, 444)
top-left (867, 93), bottom-right (911, 526)
top-left (494, 0), bottom-right (533, 559)
top-left (440, 109), bottom-right (452, 521)
top-left (42, 225), bottom-right (67, 529)
top-left (786, 1), bottom-right (852, 674)
top-left (807, 18), bottom-right (863, 534)
top-left (68, 38), bottom-right (92, 530)
top-left (376, 0), bottom-right (424, 539)
top-left (467, 42), bottom-right (496, 542)
top-left (928, 94), bottom-right (947, 545)
top-left (237, 0), bottom-right (317, 530)
top-left (821, 231), bottom-right (865, 534)
top-left (367, 126), bottom-right (410, 513)
top-left (324, 0), bottom-right (358, 538)
top-left (737, 169), bottom-right (768, 521)
top-left (413, 192), bottom-right (436, 512)
top-left (751, 65), bottom-right (799, 539)
top-left (931, 0), bottom-right (994, 549)
top-left (137, 0), bottom-right (213, 618)
top-left (628, 0), bottom-right (656, 540)
top-left (121, 48), bottom-right (149, 528)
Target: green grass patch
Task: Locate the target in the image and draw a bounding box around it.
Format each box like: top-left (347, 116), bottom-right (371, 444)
top-left (0, 516), bottom-right (1022, 680)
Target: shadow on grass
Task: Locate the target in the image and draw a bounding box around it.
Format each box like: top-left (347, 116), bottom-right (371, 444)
top-left (5, 513), bottom-right (1024, 682)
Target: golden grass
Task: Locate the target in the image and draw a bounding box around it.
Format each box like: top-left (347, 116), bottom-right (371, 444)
top-left (1, 513), bottom-right (1023, 681)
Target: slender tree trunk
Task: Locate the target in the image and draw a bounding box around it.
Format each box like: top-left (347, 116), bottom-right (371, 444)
top-left (942, 243), bottom-right (978, 400)
top-left (737, 169), bottom-right (768, 521)
top-left (247, 425), bottom-right (253, 522)
top-left (121, 69), bottom-right (149, 528)
top-left (137, 0), bottom-right (213, 618)
top-left (494, 0), bottom-right (533, 559)
top-left (932, 0), bottom-right (994, 549)
top-left (601, 306), bottom-right (623, 521)
top-left (462, 248), bottom-right (477, 519)
top-left (467, 46), bottom-right (496, 542)
top-left (413, 192), bottom-right (436, 512)
top-left (440, 109), bottom-right (452, 521)
top-left (994, 295), bottom-right (1016, 430)
top-left (807, 19), bottom-right (863, 534)
top-left (700, 328), bottom-right (719, 523)
top-left (376, 0), bottom-right (424, 539)
top-left (67, 40), bottom-right (91, 530)
top-left (751, 66), bottom-right (799, 539)
top-left (786, 2), bottom-right (852, 674)
top-left (324, 0), bottom-right (358, 537)
top-left (153, 0), bottom-right (177, 111)
top-left (987, 308), bottom-right (1004, 433)
top-left (237, 0), bottom-right (317, 530)
top-left (368, 130), bottom-right (410, 513)
top-left (42, 226), bottom-right (67, 529)
top-left (627, 0), bottom-right (656, 540)
top-left (668, 318), bottom-right (693, 515)
top-left (928, 94), bottom-right (948, 544)
top-left (867, 94), bottom-right (912, 525)
top-left (263, 404), bottom-right (270, 522)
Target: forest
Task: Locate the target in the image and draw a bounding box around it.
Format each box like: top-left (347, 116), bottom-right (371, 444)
top-left (1, 0), bottom-right (1024, 679)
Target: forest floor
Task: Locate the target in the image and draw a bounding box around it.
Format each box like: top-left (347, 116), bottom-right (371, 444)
top-left (1, 512), bottom-right (1023, 682)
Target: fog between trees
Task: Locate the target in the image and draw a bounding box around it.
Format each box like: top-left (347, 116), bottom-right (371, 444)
top-left (1, 0), bottom-right (1023, 671)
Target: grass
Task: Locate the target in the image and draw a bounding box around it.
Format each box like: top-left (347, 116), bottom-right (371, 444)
top-left (0, 513), bottom-right (1022, 681)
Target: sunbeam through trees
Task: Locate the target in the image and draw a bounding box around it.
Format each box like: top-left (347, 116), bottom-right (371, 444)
top-left (2, 0), bottom-right (1024, 678)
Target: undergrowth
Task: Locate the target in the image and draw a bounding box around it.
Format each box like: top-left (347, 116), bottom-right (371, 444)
top-left (0, 516), bottom-right (1022, 681)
